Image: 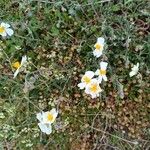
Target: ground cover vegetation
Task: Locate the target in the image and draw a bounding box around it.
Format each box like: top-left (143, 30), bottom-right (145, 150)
top-left (0, 0), bottom-right (150, 149)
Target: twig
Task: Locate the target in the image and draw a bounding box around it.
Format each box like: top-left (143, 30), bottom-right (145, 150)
top-left (77, 120), bottom-right (139, 145)
top-left (82, 0), bottom-right (112, 6)
top-left (89, 126), bottom-right (139, 145)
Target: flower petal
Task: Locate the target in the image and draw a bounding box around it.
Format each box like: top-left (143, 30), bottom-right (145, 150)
top-left (91, 93), bottom-right (98, 99)
top-left (132, 65), bottom-right (139, 72)
top-left (36, 112), bottom-right (43, 122)
top-left (49, 108), bottom-right (58, 123)
top-left (21, 55), bottom-right (27, 66)
top-left (97, 37), bottom-right (105, 44)
top-left (6, 28), bottom-right (14, 36)
top-left (13, 68), bottom-right (20, 78)
top-left (93, 50), bottom-right (102, 58)
top-left (85, 71), bottom-right (94, 78)
top-left (45, 124), bottom-right (52, 134)
top-left (85, 87), bottom-right (90, 94)
top-left (97, 76), bottom-right (102, 83)
top-left (136, 63), bottom-right (139, 68)
top-left (130, 63), bottom-right (139, 77)
top-left (38, 123), bottom-right (47, 133)
top-left (78, 82), bottom-right (86, 89)
top-left (0, 31), bottom-right (7, 37)
top-left (129, 71), bottom-right (136, 77)
top-left (102, 75), bottom-right (107, 81)
top-left (1, 22), bottom-right (10, 28)
top-left (95, 69), bottom-right (99, 76)
top-left (100, 62), bottom-right (108, 70)
top-left (38, 123), bottom-right (52, 135)
top-left (90, 78), bottom-right (99, 83)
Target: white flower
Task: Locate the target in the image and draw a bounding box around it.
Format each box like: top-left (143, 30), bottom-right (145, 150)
top-left (0, 22), bottom-right (14, 37)
top-left (129, 63), bottom-right (139, 77)
top-left (78, 71), bottom-right (94, 89)
top-left (43, 108), bottom-right (58, 124)
top-left (93, 37), bottom-right (105, 58)
top-left (37, 108), bottom-right (58, 124)
top-left (12, 55), bottom-right (27, 78)
top-left (85, 79), bottom-right (102, 99)
top-left (38, 123), bottom-right (52, 135)
top-left (36, 108), bottom-right (58, 135)
top-left (95, 61), bottom-right (108, 83)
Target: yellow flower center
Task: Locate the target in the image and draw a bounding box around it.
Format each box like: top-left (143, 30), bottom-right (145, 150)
top-left (12, 61), bottom-right (21, 69)
top-left (99, 69), bottom-right (106, 75)
top-left (0, 26), bottom-right (5, 33)
top-left (90, 83), bottom-right (99, 93)
top-left (47, 113), bottom-right (54, 122)
top-left (95, 43), bottom-right (102, 50)
top-left (82, 76), bottom-right (91, 84)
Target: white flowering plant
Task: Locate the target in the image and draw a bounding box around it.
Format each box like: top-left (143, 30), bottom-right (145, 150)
top-left (78, 37), bottom-right (108, 99)
top-left (0, 1), bottom-right (149, 149)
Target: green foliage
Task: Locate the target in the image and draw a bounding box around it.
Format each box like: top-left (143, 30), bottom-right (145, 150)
top-left (0, 0), bottom-right (150, 149)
